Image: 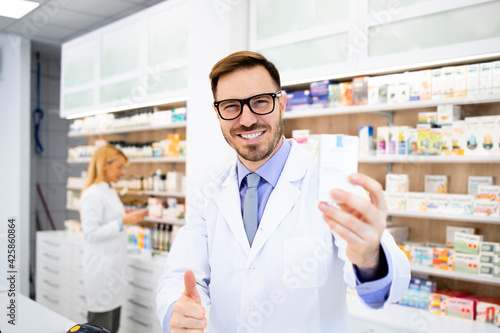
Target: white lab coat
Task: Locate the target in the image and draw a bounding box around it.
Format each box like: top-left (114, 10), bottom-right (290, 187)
top-left (157, 139), bottom-right (410, 332)
top-left (80, 182), bottom-right (127, 312)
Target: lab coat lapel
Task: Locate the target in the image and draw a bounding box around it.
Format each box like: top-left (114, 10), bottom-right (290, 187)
top-left (214, 164), bottom-right (251, 255)
top-left (248, 141), bottom-right (308, 262)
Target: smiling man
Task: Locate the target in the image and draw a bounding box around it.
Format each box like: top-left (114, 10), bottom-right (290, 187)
top-left (156, 51), bottom-right (411, 333)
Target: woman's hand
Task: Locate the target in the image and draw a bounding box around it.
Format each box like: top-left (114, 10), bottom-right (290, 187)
top-left (123, 209), bottom-right (148, 225)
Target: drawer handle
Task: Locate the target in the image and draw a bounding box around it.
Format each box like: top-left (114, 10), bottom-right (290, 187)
top-left (130, 281), bottom-right (153, 292)
top-left (43, 266), bottom-right (59, 274)
top-left (129, 264), bottom-right (153, 273)
top-left (43, 240), bottom-right (59, 247)
top-left (127, 315), bottom-right (150, 327)
top-left (79, 295), bottom-right (86, 301)
top-left (43, 295), bottom-right (59, 304)
top-left (43, 279), bottom-right (59, 288)
top-left (43, 253), bottom-right (59, 260)
top-left (128, 299), bottom-right (152, 310)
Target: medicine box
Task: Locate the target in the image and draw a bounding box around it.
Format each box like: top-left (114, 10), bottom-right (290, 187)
top-left (454, 65), bottom-right (467, 98)
top-left (310, 80), bottom-right (330, 108)
top-left (378, 75), bottom-right (388, 104)
top-left (367, 76), bottom-right (379, 105)
top-left (493, 61), bottom-right (500, 95)
top-left (446, 297), bottom-right (476, 320)
top-left (468, 176), bottom-right (494, 196)
top-left (442, 66), bottom-right (455, 98)
top-left (339, 82), bottom-right (353, 106)
top-left (387, 74), bottom-right (399, 104)
top-left (386, 226), bottom-right (409, 244)
top-left (454, 253), bottom-right (479, 274)
top-left (467, 63), bottom-right (480, 96)
top-left (445, 194), bottom-right (474, 215)
top-left (429, 128), bottom-right (442, 156)
top-left (407, 128), bottom-right (418, 155)
top-left (477, 185), bottom-right (500, 201)
top-left (417, 125), bottom-right (431, 155)
top-left (285, 90), bottom-right (310, 111)
top-left (396, 126), bottom-right (409, 155)
top-left (473, 199), bottom-right (500, 217)
top-left (328, 83), bottom-right (341, 107)
top-left (388, 126), bottom-right (398, 155)
top-left (465, 116), bottom-right (481, 156)
top-left (292, 129), bottom-right (310, 144)
top-left (386, 173), bottom-right (409, 193)
top-left (406, 192), bottom-right (428, 212)
top-left (352, 76), bottom-right (368, 105)
top-left (481, 116), bottom-right (498, 156)
top-left (454, 233), bottom-right (483, 255)
top-left (427, 193), bottom-right (450, 213)
top-left (429, 291), bottom-right (452, 316)
top-left (409, 71), bottom-right (421, 101)
top-left (480, 253), bottom-right (495, 265)
top-left (440, 125), bottom-right (454, 156)
top-left (437, 104), bottom-right (461, 126)
top-left (480, 241), bottom-right (500, 255)
top-left (358, 126), bottom-right (375, 156)
top-left (410, 246), bottom-right (433, 268)
top-left (425, 175), bottom-right (447, 194)
top-left (431, 68), bottom-right (443, 100)
top-left (446, 226), bottom-right (475, 248)
top-left (433, 247), bottom-right (454, 270)
top-left (386, 192), bottom-right (406, 211)
top-left (452, 120), bottom-right (466, 156)
top-left (418, 112), bottom-right (437, 125)
top-left (318, 135), bottom-right (359, 204)
top-left (479, 62), bottom-right (493, 95)
top-left (397, 72), bottom-right (410, 103)
top-left (476, 299), bottom-right (500, 324)
top-left (479, 263), bottom-right (495, 277)
top-left (377, 126), bottom-right (389, 155)
top-left (420, 69), bottom-right (432, 100)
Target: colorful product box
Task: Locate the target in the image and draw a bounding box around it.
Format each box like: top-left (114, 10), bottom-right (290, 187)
top-left (427, 193), bottom-right (450, 213)
top-left (411, 246), bottom-right (434, 268)
top-left (377, 126), bottom-right (389, 155)
top-left (339, 82), bottom-right (353, 106)
top-left (396, 72), bottom-right (410, 103)
top-left (397, 243), bottom-right (411, 260)
top-left (388, 126), bottom-right (398, 155)
top-left (454, 233), bottom-right (483, 255)
top-left (454, 253), bottom-right (479, 274)
top-left (386, 173), bottom-right (409, 193)
top-left (480, 116), bottom-right (498, 156)
top-left (352, 76), bottom-right (368, 105)
top-left (446, 226), bottom-right (475, 248)
top-left (387, 74), bottom-right (399, 104)
top-left (406, 192), bottom-right (428, 212)
top-left (378, 75), bottom-right (388, 104)
top-left (473, 199), bottom-right (500, 217)
top-left (464, 116), bottom-right (482, 156)
top-left (420, 69), bottom-right (432, 100)
top-left (429, 128), bottom-right (442, 155)
top-left (409, 71), bottom-right (421, 101)
top-left (310, 81), bottom-right (330, 108)
top-left (467, 63), bottom-right (480, 96)
top-left (440, 125), bottom-right (454, 156)
top-left (425, 175), bottom-right (448, 193)
top-left (407, 128), bottom-right (418, 155)
top-left (358, 126), bottom-right (375, 156)
top-left (445, 194), bottom-right (474, 215)
top-left (433, 247), bottom-right (454, 271)
top-left (452, 120), bottom-right (466, 156)
top-left (468, 176), bottom-right (494, 196)
top-left (477, 185), bottom-right (500, 201)
top-left (437, 104), bottom-right (461, 126)
top-left (285, 90), bottom-right (310, 111)
top-left (479, 62), bottom-right (493, 95)
top-left (367, 76), bottom-right (379, 105)
top-left (442, 66), bottom-right (455, 98)
top-left (454, 65), bottom-right (467, 98)
top-left (417, 124), bottom-right (431, 155)
top-left (328, 83), bottom-right (341, 107)
top-left (432, 68), bottom-right (443, 100)
top-left (418, 112), bottom-right (437, 125)
top-left (386, 192), bottom-right (406, 211)
top-left (476, 299), bottom-right (500, 325)
top-left (446, 297), bottom-right (476, 320)
top-left (395, 126), bottom-right (409, 155)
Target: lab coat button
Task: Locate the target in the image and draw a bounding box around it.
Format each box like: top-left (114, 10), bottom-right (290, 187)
top-left (246, 307), bottom-right (254, 313)
top-left (248, 266), bottom-right (255, 271)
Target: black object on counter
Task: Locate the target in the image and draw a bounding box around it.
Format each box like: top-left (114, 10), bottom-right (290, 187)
top-left (67, 323), bottom-right (111, 333)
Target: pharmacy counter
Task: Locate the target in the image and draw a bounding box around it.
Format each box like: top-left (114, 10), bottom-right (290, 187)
top-left (347, 293), bottom-right (499, 333)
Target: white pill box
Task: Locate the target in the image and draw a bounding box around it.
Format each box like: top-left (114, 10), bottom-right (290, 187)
top-left (425, 175), bottom-right (448, 194)
top-left (454, 233), bottom-right (483, 255)
top-left (477, 185), bottom-right (500, 201)
top-left (437, 104), bottom-right (461, 125)
top-left (468, 176), bottom-right (494, 196)
top-left (446, 226), bottom-right (475, 248)
top-left (386, 174), bottom-right (409, 193)
top-left (386, 192), bottom-right (406, 211)
top-left (318, 135), bottom-right (359, 204)
top-left (454, 253), bottom-right (480, 274)
top-left (427, 193), bottom-right (450, 213)
top-left (445, 194), bottom-right (474, 215)
top-left (473, 199), bottom-right (500, 217)
top-left (410, 246), bottom-right (433, 268)
top-left (406, 192), bottom-right (428, 212)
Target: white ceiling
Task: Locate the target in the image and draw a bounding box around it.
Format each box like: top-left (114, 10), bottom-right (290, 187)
top-left (0, 0), bottom-right (165, 48)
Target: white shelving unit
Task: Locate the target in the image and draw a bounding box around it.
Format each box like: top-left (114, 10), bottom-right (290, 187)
top-left (410, 264), bottom-right (500, 287)
top-left (67, 122), bottom-right (187, 137)
top-left (67, 156), bottom-right (186, 164)
top-left (144, 216), bottom-right (184, 225)
top-left (65, 206), bottom-right (79, 212)
top-left (388, 210), bottom-right (500, 224)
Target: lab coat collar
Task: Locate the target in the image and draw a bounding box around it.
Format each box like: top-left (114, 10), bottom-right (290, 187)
top-left (215, 139), bottom-right (309, 258)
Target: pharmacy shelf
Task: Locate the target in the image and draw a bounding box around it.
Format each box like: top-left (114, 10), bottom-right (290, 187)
top-left (410, 264), bottom-right (500, 286)
top-left (346, 293), bottom-right (499, 333)
top-left (67, 186), bottom-right (83, 191)
top-left (283, 94), bottom-right (500, 119)
top-left (359, 155), bottom-right (500, 164)
top-left (66, 206), bottom-right (79, 212)
top-left (144, 217), bottom-right (184, 225)
top-left (67, 156), bottom-right (186, 164)
top-left (142, 191), bottom-right (185, 198)
top-left (68, 122), bottom-right (186, 137)
top-left (388, 210), bottom-right (500, 224)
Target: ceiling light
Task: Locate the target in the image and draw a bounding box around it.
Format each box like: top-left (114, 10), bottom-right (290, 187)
top-left (0, 1), bottom-right (40, 19)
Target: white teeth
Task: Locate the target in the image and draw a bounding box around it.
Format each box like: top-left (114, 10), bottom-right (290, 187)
top-left (241, 132), bottom-right (263, 140)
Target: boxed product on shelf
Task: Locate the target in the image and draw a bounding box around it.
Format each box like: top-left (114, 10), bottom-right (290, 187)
top-left (328, 83), bottom-right (341, 107)
top-left (431, 68), bottom-right (443, 100)
top-left (429, 128), bottom-right (442, 155)
top-left (445, 194), bottom-right (474, 215)
top-left (454, 253), bottom-right (480, 274)
top-left (425, 175), bottom-right (448, 193)
top-left (406, 192), bottom-right (428, 212)
top-left (397, 126), bottom-right (409, 155)
top-left (352, 76), bottom-right (368, 105)
top-left (407, 128), bottom-right (418, 155)
top-left (419, 69), bottom-right (432, 100)
top-left (437, 104), bottom-right (461, 125)
top-left (454, 233), bottom-right (483, 255)
top-left (292, 129), bottom-right (310, 145)
top-left (473, 199), bottom-right (500, 216)
top-left (388, 126), bottom-right (398, 155)
top-left (479, 263), bottom-right (495, 277)
top-left (451, 120), bottom-right (466, 156)
top-left (446, 226), bottom-right (476, 248)
top-left (285, 90), bottom-right (310, 111)
top-left (476, 298), bottom-right (500, 325)
top-left (167, 133), bottom-right (181, 157)
top-left (480, 116), bottom-right (498, 156)
top-left (387, 74), bottom-right (399, 104)
top-left (409, 71), bottom-right (421, 101)
top-left (376, 126), bottom-right (388, 155)
top-left (477, 183), bottom-right (500, 200)
top-left (442, 66), bottom-right (455, 98)
top-left (386, 226), bottom-right (409, 244)
top-left (310, 80), bottom-right (330, 108)
top-left (418, 112), bottom-right (437, 125)
top-left (396, 72), bottom-right (410, 103)
top-left (465, 117), bottom-right (481, 155)
top-left (367, 76), bottom-right (379, 105)
top-left (377, 75), bottom-right (388, 104)
top-left (454, 65), bottom-right (467, 98)
top-left (427, 193), bottom-right (450, 213)
top-left (440, 125), bottom-right (453, 156)
top-left (417, 124), bottom-right (431, 155)
top-left (468, 176), bottom-right (494, 196)
top-left (433, 247), bottom-right (454, 271)
top-left (480, 241), bottom-right (500, 255)
top-left (397, 243), bottom-right (411, 260)
top-left (410, 245), bottom-right (433, 268)
top-left (166, 171), bottom-right (185, 193)
top-left (358, 126), bottom-right (375, 156)
top-left (386, 173), bottom-right (409, 193)
top-left (480, 253), bottom-right (495, 264)
top-left (479, 62), bottom-right (493, 95)
top-left (493, 61), bottom-right (500, 95)
top-left (467, 63), bottom-right (480, 96)
top-left (339, 82), bottom-right (353, 106)
top-left (386, 192), bottom-right (406, 211)
top-left (446, 296), bottom-right (476, 320)
top-left (400, 277), bottom-right (436, 310)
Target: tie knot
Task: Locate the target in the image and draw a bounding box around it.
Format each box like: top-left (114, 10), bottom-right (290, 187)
top-left (246, 173), bottom-right (260, 189)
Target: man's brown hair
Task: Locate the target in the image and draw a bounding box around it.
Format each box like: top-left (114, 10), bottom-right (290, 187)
top-left (209, 51), bottom-right (281, 99)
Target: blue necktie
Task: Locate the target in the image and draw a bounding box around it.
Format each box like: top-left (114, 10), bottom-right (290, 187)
top-left (243, 173), bottom-right (260, 246)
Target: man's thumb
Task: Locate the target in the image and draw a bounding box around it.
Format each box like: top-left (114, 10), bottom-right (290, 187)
top-left (184, 270), bottom-right (201, 303)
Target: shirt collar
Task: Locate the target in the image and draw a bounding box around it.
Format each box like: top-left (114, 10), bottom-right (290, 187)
top-left (236, 136), bottom-right (291, 188)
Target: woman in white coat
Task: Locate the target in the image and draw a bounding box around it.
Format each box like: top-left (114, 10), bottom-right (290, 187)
top-left (80, 145), bottom-right (148, 333)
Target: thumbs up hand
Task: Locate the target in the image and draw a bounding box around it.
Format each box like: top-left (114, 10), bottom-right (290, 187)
top-left (170, 270), bottom-right (207, 332)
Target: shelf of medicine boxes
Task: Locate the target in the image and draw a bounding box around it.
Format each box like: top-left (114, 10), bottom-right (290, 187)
top-left (67, 156), bottom-right (186, 164)
top-left (282, 94), bottom-right (500, 119)
top-left (144, 216), bottom-right (184, 225)
top-left (66, 185), bottom-right (185, 199)
top-left (388, 210), bottom-right (500, 225)
top-left (359, 155), bottom-right (500, 164)
top-left (67, 121), bottom-right (186, 137)
top-left (409, 263), bottom-right (500, 287)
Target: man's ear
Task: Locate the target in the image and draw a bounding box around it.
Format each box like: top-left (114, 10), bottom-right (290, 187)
top-left (213, 105), bottom-right (220, 119)
top-left (279, 91), bottom-right (287, 116)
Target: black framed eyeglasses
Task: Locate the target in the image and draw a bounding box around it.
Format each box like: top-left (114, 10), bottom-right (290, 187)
top-left (213, 90), bottom-right (282, 120)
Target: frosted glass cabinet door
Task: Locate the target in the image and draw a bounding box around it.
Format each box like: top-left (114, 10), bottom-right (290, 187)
top-left (63, 39), bottom-right (96, 89)
top-left (101, 22), bottom-right (141, 79)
